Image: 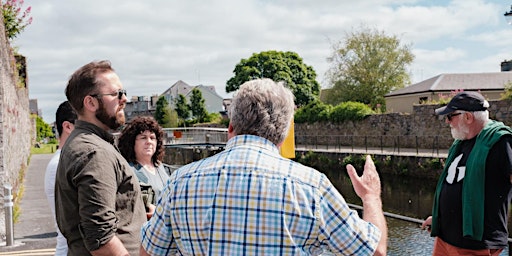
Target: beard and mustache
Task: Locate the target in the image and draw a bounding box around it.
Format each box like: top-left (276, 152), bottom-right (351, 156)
top-left (451, 121), bottom-right (470, 140)
top-left (95, 99), bottom-right (125, 130)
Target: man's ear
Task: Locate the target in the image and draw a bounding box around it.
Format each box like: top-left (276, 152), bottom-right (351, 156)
top-left (227, 122), bottom-right (235, 140)
top-left (465, 112), bottom-right (474, 123)
top-left (62, 121), bottom-right (74, 134)
top-left (83, 95), bottom-right (98, 112)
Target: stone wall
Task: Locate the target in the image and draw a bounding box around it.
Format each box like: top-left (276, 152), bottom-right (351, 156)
top-left (295, 100), bottom-right (512, 150)
top-left (0, 19), bottom-right (33, 239)
top-left (163, 147), bottom-right (224, 166)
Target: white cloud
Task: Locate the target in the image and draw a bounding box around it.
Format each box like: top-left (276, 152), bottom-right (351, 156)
top-left (12, 0), bottom-right (511, 122)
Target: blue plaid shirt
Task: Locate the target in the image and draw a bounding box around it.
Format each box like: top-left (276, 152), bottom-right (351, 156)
top-left (141, 135), bottom-right (381, 255)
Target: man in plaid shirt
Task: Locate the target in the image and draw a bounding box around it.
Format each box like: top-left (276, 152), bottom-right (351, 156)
top-left (140, 78), bottom-right (387, 255)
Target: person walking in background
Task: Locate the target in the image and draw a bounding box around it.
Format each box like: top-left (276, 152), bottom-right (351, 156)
top-left (43, 101), bottom-right (76, 255)
top-left (118, 115), bottom-right (171, 218)
top-left (140, 78), bottom-right (387, 256)
top-left (55, 60), bottom-right (146, 255)
top-left (421, 91), bottom-right (512, 255)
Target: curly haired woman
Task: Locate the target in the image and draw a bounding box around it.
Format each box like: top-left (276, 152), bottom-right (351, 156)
top-left (118, 116), bottom-right (171, 210)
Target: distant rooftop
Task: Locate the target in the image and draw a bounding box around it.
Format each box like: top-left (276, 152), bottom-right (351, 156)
top-left (386, 72), bottom-right (512, 97)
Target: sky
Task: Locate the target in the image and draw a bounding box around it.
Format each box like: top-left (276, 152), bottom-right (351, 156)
top-left (10, 0), bottom-right (512, 123)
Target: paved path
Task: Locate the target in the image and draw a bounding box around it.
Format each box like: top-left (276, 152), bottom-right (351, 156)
top-left (0, 154), bottom-right (56, 254)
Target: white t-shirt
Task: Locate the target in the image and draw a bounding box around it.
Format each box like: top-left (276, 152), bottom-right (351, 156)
top-left (43, 149), bottom-right (68, 256)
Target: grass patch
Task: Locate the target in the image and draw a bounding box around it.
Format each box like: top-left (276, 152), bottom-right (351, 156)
top-left (30, 144), bottom-right (57, 154)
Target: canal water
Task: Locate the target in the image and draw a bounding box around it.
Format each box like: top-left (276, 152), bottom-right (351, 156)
top-left (323, 167), bottom-right (509, 256)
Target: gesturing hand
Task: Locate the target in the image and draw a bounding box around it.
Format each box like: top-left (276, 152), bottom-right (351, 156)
top-left (346, 155), bottom-right (381, 201)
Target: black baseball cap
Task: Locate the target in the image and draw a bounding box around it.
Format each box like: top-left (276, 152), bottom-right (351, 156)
top-left (435, 91), bottom-right (489, 115)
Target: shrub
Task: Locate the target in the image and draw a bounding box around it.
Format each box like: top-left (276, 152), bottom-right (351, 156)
top-left (501, 81), bottom-right (512, 100)
top-left (2, 0), bottom-right (32, 40)
top-left (330, 101), bottom-right (374, 122)
top-left (294, 100), bottom-right (331, 123)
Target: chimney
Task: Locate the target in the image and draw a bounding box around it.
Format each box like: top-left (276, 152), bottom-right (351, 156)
top-left (501, 60), bottom-right (512, 72)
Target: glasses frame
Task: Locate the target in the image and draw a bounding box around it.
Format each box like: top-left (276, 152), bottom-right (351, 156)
top-left (446, 112), bottom-right (463, 121)
top-left (90, 89), bottom-right (127, 100)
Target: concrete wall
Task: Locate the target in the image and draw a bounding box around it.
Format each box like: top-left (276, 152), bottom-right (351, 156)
top-left (0, 18), bottom-right (33, 239)
top-left (295, 99), bottom-right (512, 150)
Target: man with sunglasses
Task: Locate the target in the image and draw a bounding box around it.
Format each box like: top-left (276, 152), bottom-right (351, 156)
top-left (421, 91), bottom-right (512, 255)
top-left (55, 60), bottom-right (146, 255)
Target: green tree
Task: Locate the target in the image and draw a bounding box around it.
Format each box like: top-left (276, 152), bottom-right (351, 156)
top-left (2, 0), bottom-right (32, 40)
top-left (189, 88), bottom-right (208, 123)
top-left (175, 94), bottom-right (190, 126)
top-left (154, 96), bottom-right (174, 128)
top-left (167, 108), bottom-right (179, 128)
top-left (33, 114), bottom-right (53, 142)
top-left (226, 50), bottom-right (320, 106)
top-left (325, 25), bottom-right (414, 110)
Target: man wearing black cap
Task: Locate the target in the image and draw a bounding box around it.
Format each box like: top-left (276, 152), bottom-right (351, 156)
top-left (421, 91), bottom-right (512, 255)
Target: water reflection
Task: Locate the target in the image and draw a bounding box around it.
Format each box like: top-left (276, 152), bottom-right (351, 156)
top-left (323, 168), bottom-right (510, 256)
top-left (387, 218), bottom-right (508, 256)
top-left (387, 218), bottom-right (433, 255)
top-left (324, 167), bottom-right (437, 220)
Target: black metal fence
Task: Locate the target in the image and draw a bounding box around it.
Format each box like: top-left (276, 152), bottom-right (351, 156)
top-left (295, 135), bottom-right (452, 157)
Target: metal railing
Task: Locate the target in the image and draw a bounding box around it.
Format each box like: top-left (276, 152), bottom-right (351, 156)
top-left (295, 135), bottom-right (450, 157)
top-left (162, 127), bottom-right (228, 146)
top-left (161, 128), bottom-right (450, 157)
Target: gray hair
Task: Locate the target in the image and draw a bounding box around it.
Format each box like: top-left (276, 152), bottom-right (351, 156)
top-left (229, 78), bottom-right (295, 145)
top-left (471, 110), bottom-right (489, 125)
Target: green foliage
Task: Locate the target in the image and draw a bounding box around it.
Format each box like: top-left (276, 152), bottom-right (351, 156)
top-left (422, 158), bottom-right (443, 171)
top-left (220, 118), bottom-right (230, 128)
top-left (13, 161), bottom-right (26, 223)
top-left (167, 108), bottom-right (179, 128)
top-left (330, 101), bottom-right (375, 122)
top-left (226, 50), bottom-right (320, 106)
top-left (341, 154), bottom-right (367, 171)
top-left (294, 100), bottom-right (332, 123)
top-left (294, 100), bottom-right (374, 123)
top-left (154, 96), bottom-right (175, 128)
top-left (2, 0), bottom-right (32, 40)
top-left (175, 94), bottom-right (190, 124)
top-left (31, 143), bottom-right (57, 154)
top-left (295, 151), bottom-right (337, 170)
top-left (189, 88), bottom-right (208, 123)
top-left (33, 114), bottom-right (53, 142)
top-left (501, 81), bottom-right (512, 100)
top-left (325, 25), bottom-right (414, 109)
top-left (204, 112), bottom-right (221, 123)
top-left (14, 54), bottom-right (26, 88)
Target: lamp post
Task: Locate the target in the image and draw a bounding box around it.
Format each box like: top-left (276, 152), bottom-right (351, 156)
top-left (505, 5), bottom-right (512, 25)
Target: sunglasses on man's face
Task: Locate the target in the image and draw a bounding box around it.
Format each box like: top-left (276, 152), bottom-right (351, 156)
top-left (445, 112), bottom-right (462, 121)
top-left (90, 89), bottom-right (127, 100)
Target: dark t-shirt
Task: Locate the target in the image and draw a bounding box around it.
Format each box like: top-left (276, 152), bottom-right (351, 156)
top-left (438, 135), bottom-right (512, 249)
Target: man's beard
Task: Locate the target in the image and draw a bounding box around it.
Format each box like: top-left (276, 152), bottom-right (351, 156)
top-left (451, 122), bottom-right (469, 140)
top-left (96, 100), bottom-right (125, 130)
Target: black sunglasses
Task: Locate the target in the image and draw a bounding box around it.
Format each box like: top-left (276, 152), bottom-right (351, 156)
top-left (446, 112), bottom-right (462, 121)
top-left (90, 89), bottom-right (127, 100)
